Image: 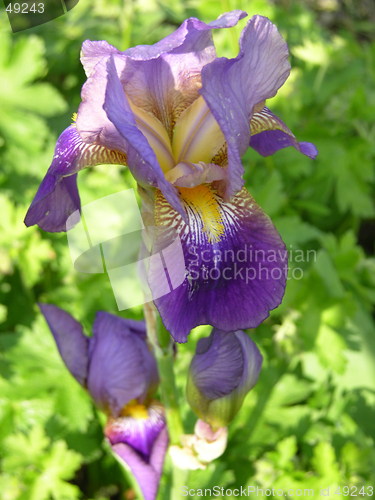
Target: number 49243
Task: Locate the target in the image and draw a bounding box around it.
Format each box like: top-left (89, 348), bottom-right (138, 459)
top-left (6, 3), bottom-right (44, 13)
top-left (335, 486), bottom-right (373, 496)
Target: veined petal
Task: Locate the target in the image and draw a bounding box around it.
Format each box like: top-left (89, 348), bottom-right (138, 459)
top-left (200, 15), bottom-right (291, 199)
top-left (105, 400), bottom-right (165, 458)
top-left (111, 426), bottom-right (169, 500)
top-left (87, 312), bottom-right (158, 416)
top-left (120, 11), bottom-right (247, 137)
top-left (235, 330), bottom-right (263, 394)
top-left (103, 56), bottom-right (186, 219)
top-left (77, 55), bottom-right (128, 152)
top-left (188, 329), bottom-right (263, 428)
top-left (128, 97), bottom-right (175, 173)
top-left (81, 39), bottom-right (121, 77)
top-left (24, 125), bottom-right (126, 232)
top-left (250, 107), bottom-right (318, 159)
top-left (172, 96), bottom-right (225, 164)
top-left (39, 304), bottom-right (89, 386)
top-left (189, 331), bottom-right (244, 402)
top-left (151, 186), bottom-right (287, 343)
top-left (207, 331), bottom-right (262, 427)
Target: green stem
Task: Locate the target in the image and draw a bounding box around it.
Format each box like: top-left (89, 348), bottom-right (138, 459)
top-left (144, 304), bottom-right (189, 497)
top-left (155, 347), bottom-right (184, 445)
top-left (119, 0), bottom-right (134, 51)
top-left (221, 0), bottom-right (239, 56)
top-left (170, 464), bottom-right (189, 500)
top-left (144, 304), bottom-right (184, 446)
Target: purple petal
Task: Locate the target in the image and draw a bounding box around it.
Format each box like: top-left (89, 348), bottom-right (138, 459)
top-left (234, 330), bottom-right (263, 394)
top-left (103, 56), bottom-right (186, 219)
top-left (39, 303), bottom-right (89, 386)
top-left (24, 126), bottom-right (127, 232)
top-left (150, 186), bottom-right (288, 343)
top-left (111, 426), bottom-right (169, 500)
top-left (81, 39), bottom-right (121, 77)
top-left (121, 11), bottom-right (247, 136)
top-left (77, 56), bottom-right (128, 152)
top-left (200, 15), bottom-right (291, 199)
top-left (25, 174), bottom-right (80, 233)
top-left (87, 312), bottom-right (158, 416)
top-left (105, 401), bottom-right (165, 458)
top-left (78, 11), bottom-right (246, 148)
top-left (250, 107), bottom-right (318, 159)
top-left (124, 11), bottom-right (247, 60)
top-left (190, 330), bottom-right (244, 400)
top-left (201, 331), bottom-right (262, 427)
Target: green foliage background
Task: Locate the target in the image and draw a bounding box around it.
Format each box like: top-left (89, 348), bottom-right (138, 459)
top-left (0, 0), bottom-right (374, 498)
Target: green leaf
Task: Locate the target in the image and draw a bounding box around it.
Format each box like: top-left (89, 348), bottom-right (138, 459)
top-left (311, 442), bottom-right (340, 481)
top-left (314, 250), bottom-right (346, 298)
top-left (274, 216), bottom-right (321, 247)
top-left (315, 324), bottom-right (347, 374)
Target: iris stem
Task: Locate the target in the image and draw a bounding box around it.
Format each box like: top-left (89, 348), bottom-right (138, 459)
top-left (221, 0), bottom-right (240, 57)
top-left (156, 348), bottom-right (184, 444)
top-left (144, 303), bottom-right (184, 445)
top-left (154, 326), bottom-right (184, 446)
top-left (170, 465), bottom-right (189, 500)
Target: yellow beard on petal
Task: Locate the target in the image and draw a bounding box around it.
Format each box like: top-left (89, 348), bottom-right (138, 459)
top-left (179, 185), bottom-right (225, 244)
top-left (121, 400), bottom-right (149, 420)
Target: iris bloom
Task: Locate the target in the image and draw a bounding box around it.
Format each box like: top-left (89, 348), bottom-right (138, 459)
top-left (40, 304), bottom-right (168, 500)
top-left (187, 329), bottom-right (263, 429)
top-left (27, 11), bottom-right (317, 342)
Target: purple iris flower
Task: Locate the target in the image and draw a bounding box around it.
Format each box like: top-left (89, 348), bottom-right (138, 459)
top-left (40, 304), bottom-right (168, 500)
top-left (28, 12), bottom-right (318, 343)
top-left (187, 329), bottom-right (263, 430)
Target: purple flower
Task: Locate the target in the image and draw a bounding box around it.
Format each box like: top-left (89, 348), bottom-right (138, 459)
top-left (40, 304), bottom-right (168, 500)
top-left (29, 12), bottom-right (318, 342)
top-left (187, 329), bottom-right (263, 429)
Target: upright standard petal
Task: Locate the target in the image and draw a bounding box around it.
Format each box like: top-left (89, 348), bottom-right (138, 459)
top-left (24, 125), bottom-right (127, 232)
top-left (81, 39), bottom-right (122, 77)
top-left (111, 426), bottom-right (169, 500)
top-left (250, 107), bottom-right (318, 159)
top-left (119, 11), bottom-right (247, 137)
top-left (39, 303), bottom-right (89, 386)
top-left (87, 312), bottom-right (158, 416)
top-left (200, 15), bottom-right (291, 199)
top-left (103, 56), bottom-right (186, 219)
top-left (150, 186), bottom-right (288, 343)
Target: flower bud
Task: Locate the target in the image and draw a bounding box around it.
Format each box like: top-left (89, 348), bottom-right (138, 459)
top-left (39, 304), bottom-right (159, 416)
top-left (187, 329), bottom-right (263, 429)
top-left (40, 304), bottom-right (167, 500)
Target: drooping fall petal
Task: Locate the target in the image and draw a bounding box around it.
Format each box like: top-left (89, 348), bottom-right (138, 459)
top-left (24, 125), bottom-right (126, 232)
top-left (150, 186), bottom-right (288, 343)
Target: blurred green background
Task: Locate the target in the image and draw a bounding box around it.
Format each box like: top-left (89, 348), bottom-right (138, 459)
top-left (0, 0), bottom-right (375, 498)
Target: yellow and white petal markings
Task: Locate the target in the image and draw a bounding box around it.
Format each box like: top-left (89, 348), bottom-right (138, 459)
top-left (250, 106), bottom-right (295, 137)
top-left (179, 185), bottom-right (225, 244)
top-left (172, 95), bottom-right (225, 164)
top-left (127, 97), bottom-right (175, 173)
